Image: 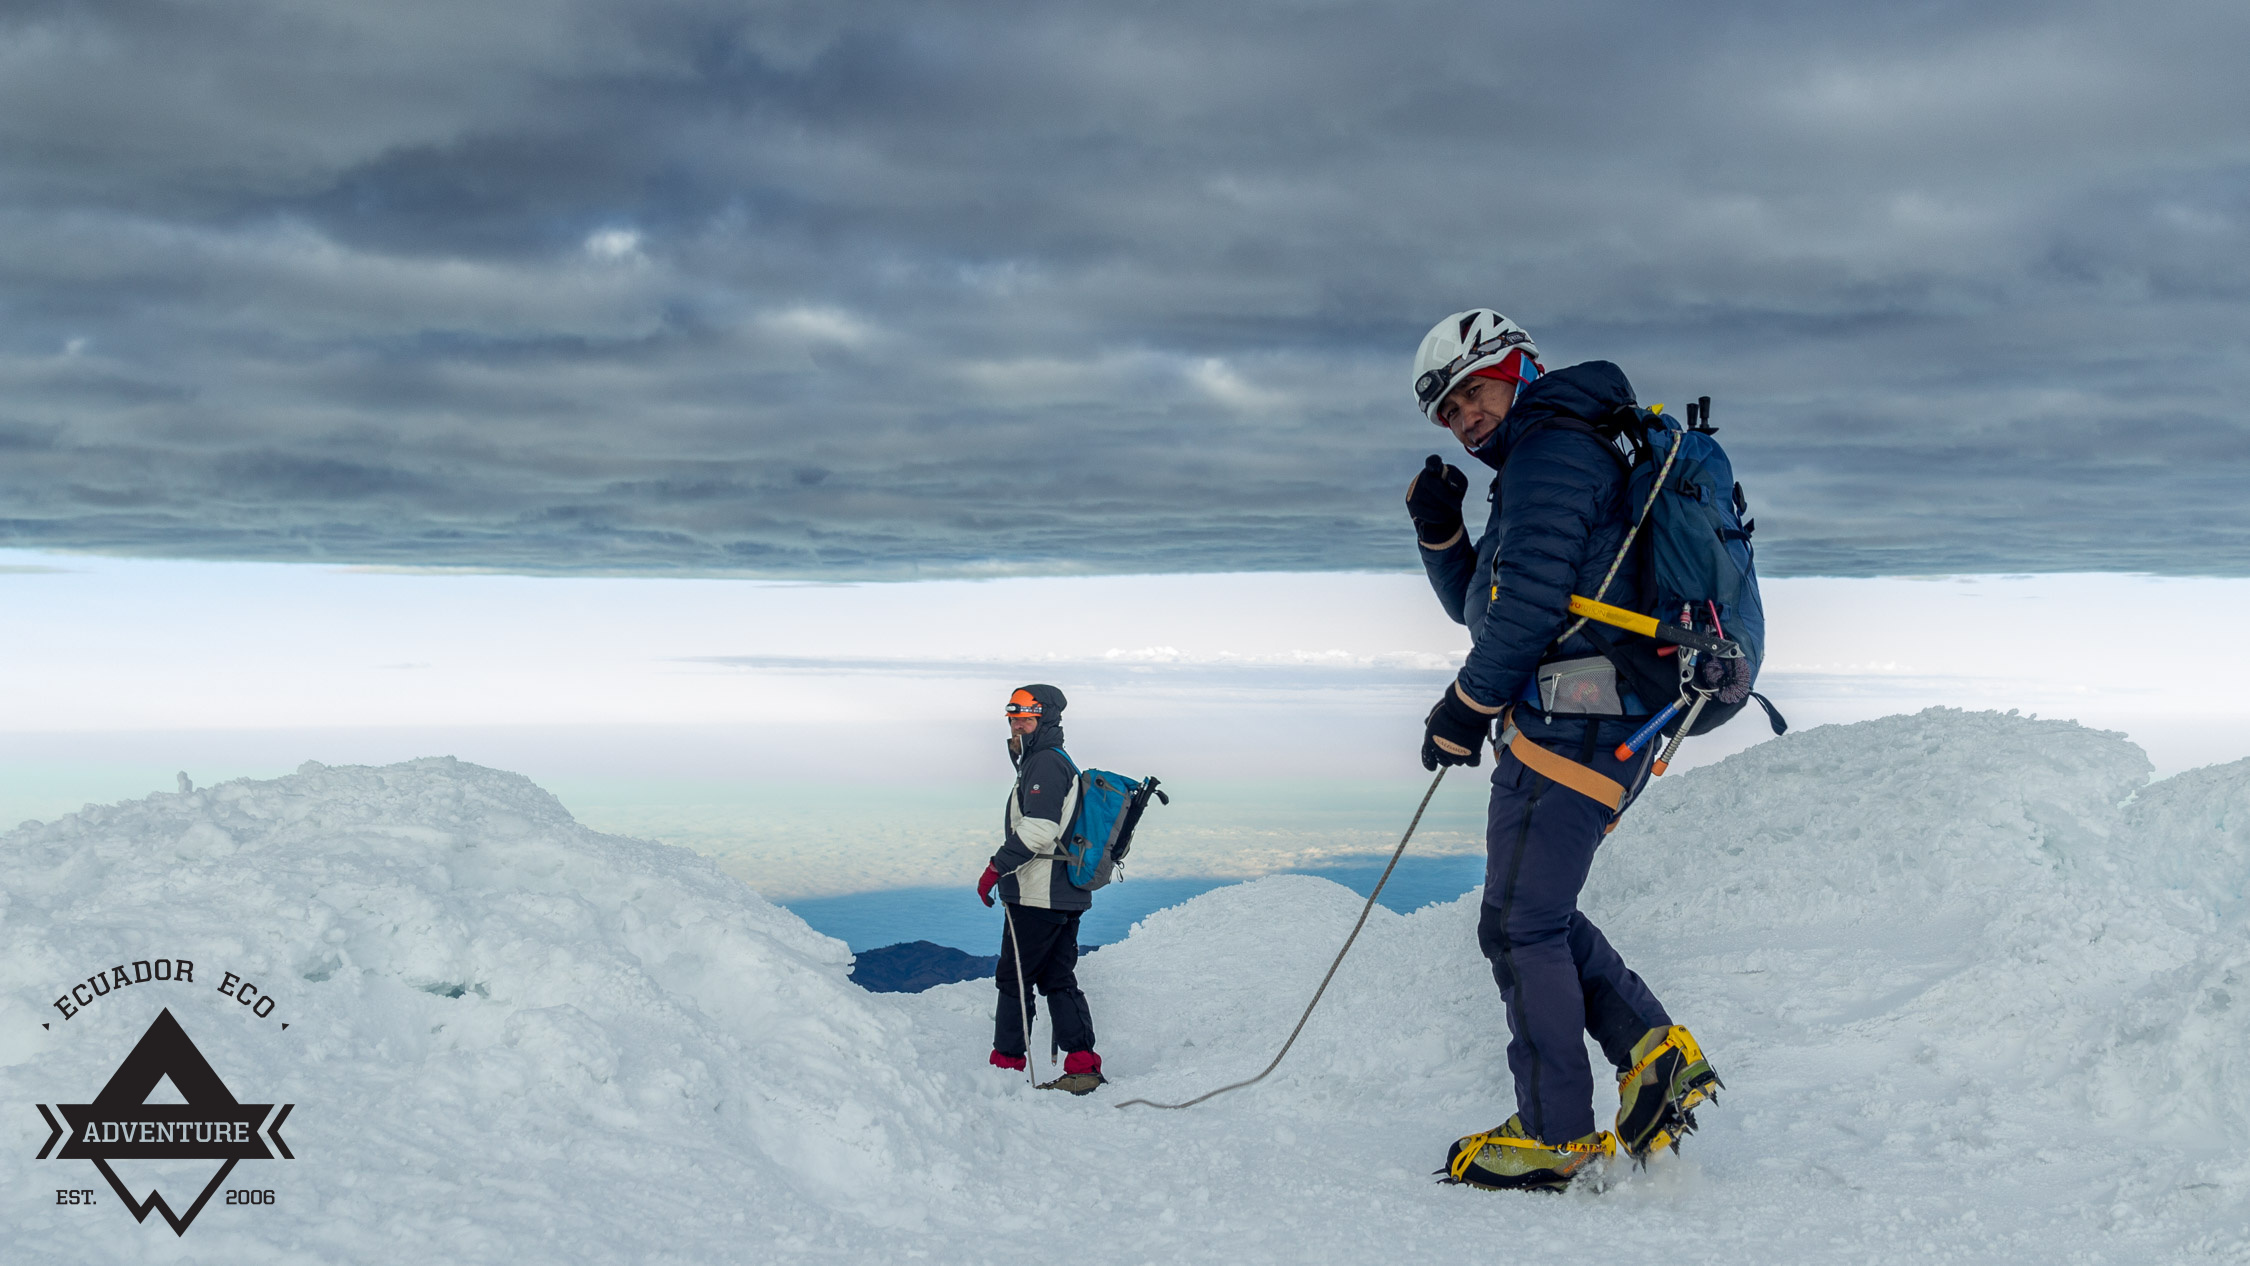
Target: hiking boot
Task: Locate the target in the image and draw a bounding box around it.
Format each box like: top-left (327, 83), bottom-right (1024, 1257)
top-left (1441, 1115), bottom-right (1615, 1192)
top-left (1044, 1049), bottom-right (1105, 1095)
top-left (1614, 1025), bottom-right (1722, 1161)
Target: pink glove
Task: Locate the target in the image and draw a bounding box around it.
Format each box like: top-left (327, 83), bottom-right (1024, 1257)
top-left (977, 863), bottom-right (999, 907)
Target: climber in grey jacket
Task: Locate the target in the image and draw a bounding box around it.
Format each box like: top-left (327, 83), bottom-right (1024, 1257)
top-left (976, 684), bottom-right (1101, 1086)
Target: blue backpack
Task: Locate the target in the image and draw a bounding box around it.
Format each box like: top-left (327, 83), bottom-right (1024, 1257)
top-left (1569, 397), bottom-right (1785, 738)
top-left (1053, 758), bottom-right (1167, 891)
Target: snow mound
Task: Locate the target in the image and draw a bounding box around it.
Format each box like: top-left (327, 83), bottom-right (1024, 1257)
top-left (4, 757), bottom-right (960, 1261)
top-left (1595, 707), bottom-right (2151, 928)
top-left (2092, 758), bottom-right (2250, 1156)
top-left (2121, 754), bottom-right (2250, 913)
top-left (8, 712), bottom-right (2250, 1263)
top-left (1594, 708), bottom-right (2198, 1109)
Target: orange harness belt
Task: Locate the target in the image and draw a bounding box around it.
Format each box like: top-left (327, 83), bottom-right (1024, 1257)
top-left (1499, 706), bottom-right (1626, 813)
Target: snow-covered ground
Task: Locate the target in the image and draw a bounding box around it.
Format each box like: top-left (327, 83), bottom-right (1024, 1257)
top-left (5, 708), bottom-right (2246, 1262)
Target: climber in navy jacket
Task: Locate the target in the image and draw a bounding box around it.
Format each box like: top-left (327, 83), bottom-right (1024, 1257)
top-left (1405, 310), bottom-right (1720, 1191)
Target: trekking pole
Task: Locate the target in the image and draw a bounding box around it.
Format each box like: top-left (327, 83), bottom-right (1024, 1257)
top-left (1115, 767), bottom-right (1449, 1112)
top-left (1000, 902), bottom-right (1038, 1089)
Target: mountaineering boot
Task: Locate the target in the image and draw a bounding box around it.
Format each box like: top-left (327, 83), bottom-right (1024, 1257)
top-left (1440, 1115), bottom-right (1615, 1192)
top-left (1614, 1025), bottom-right (1722, 1162)
top-left (989, 1050), bottom-right (1027, 1072)
top-left (1043, 1049), bottom-right (1105, 1096)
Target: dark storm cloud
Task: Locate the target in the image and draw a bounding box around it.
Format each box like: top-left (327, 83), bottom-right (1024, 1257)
top-left (1, 0), bottom-right (2244, 576)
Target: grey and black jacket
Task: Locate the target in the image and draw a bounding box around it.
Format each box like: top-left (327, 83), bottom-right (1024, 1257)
top-left (988, 696), bottom-right (1088, 912)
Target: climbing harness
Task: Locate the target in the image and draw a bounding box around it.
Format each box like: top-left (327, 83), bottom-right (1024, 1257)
top-left (1114, 767), bottom-right (1449, 1111)
top-left (1499, 706), bottom-right (1627, 812)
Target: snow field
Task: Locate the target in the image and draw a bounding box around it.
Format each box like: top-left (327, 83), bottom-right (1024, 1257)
top-left (4, 709), bottom-right (2248, 1262)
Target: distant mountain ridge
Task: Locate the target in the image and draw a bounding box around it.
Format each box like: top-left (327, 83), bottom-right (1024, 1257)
top-left (848, 939), bottom-right (1102, 993)
top-left (849, 941), bottom-right (999, 992)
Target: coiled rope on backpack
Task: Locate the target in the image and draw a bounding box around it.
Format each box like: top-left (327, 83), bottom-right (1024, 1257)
top-left (1115, 767), bottom-right (1449, 1111)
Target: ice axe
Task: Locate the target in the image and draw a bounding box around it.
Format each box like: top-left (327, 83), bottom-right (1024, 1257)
top-left (1566, 594), bottom-right (1742, 660)
top-left (1569, 595), bottom-right (1741, 775)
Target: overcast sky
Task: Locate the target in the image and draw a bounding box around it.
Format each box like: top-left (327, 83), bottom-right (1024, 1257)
top-left (2, 0), bottom-right (2244, 577)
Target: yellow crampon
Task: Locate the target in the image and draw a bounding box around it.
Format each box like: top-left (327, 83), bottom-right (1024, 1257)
top-left (1614, 1025), bottom-right (1723, 1161)
top-left (1443, 1116), bottom-right (1616, 1191)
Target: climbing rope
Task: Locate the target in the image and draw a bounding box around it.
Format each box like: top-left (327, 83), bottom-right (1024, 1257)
top-left (1115, 767), bottom-right (1449, 1111)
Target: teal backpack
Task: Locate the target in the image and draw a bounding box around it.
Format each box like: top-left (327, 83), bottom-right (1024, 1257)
top-left (1054, 758), bottom-right (1167, 891)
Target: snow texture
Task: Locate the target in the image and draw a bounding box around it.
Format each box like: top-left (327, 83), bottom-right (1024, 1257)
top-left (5, 708), bottom-right (2249, 1262)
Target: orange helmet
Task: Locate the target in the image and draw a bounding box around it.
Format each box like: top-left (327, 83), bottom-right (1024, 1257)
top-left (1004, 684), bottom-right (1067, 718)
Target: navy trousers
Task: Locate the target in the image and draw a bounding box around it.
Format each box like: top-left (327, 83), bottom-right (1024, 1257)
top-left (993, 905), bottom-right (1096, 1058)
top-left (1478, 739), bottom-right (1671, 1143)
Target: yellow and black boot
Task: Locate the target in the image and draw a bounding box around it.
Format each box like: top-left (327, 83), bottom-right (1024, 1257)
top-left (1614, 1025), bottom-right (1722, 1162)
top-left (1441, 1115), bottom-right (1615, 1192)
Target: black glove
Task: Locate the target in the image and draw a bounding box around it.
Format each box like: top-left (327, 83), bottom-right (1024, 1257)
top-left (1422, 682), bottom-right (1491, 771)
top-left (1405, 455), bottom-right (1469, 547)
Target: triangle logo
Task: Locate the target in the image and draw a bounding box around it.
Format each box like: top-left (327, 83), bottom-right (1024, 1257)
top-left (46, 1009), bottom-right (295, 1236)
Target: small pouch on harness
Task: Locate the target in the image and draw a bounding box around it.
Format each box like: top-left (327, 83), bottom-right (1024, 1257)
top-left (1536, 656), bottom-right (1625, 716)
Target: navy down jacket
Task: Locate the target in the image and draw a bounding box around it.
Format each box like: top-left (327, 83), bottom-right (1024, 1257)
top-left (1419, 361), bottom-right (1652, 750)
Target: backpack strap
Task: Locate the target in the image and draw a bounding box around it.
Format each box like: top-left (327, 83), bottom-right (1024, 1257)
top-left (1553, 421), bottom-right (1685, 649)
top-left (1008, 746), bottom-right (1083, 863)
top-left (1013, 744), bottom-right (1079, 806)
top-left (1749, 692), bottom-right (1789, 736)
top-left (1531, 416), bottom-right (1632, 478)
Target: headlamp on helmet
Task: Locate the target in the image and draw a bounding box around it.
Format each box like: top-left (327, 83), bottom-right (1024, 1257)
top-left (1410, 309), bottom-right (1542, 422)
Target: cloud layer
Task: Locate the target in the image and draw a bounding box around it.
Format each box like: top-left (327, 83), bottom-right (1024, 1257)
top-left (2, 0), bottom-right (2245, 575)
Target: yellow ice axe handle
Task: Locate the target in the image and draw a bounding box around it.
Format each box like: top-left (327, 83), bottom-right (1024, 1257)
top-left (1568, 595), bottom-right (1741, 659)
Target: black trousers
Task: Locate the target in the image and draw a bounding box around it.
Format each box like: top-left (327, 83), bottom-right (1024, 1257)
top-left (993, 904), bottom-right (1096, 1058)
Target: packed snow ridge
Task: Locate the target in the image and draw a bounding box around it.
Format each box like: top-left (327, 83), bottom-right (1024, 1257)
top-left (6, 708), bottom-right (2249, 1263)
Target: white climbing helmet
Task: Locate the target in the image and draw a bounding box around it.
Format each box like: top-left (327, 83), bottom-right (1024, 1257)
top-left (1410, 309), bottom-right (1541, 421)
